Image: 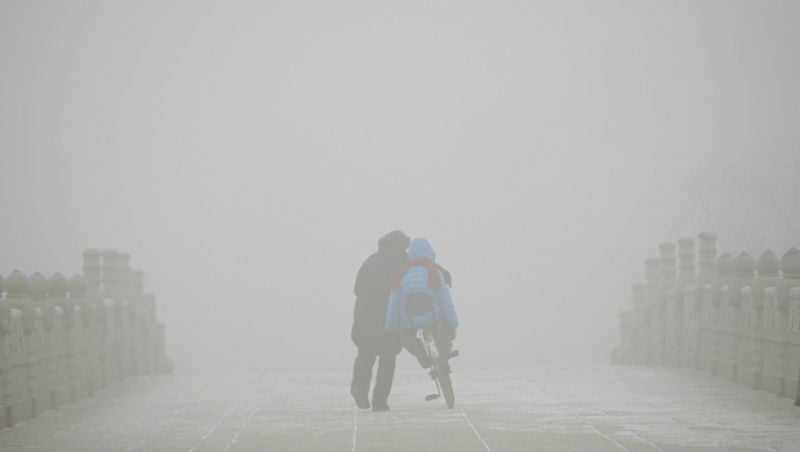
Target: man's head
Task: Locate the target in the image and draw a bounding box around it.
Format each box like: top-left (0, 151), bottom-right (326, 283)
top-left (378, 230), bottom-right (410, 251)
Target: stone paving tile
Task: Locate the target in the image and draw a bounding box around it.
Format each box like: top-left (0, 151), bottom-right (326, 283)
top-left (1, 367), bottom-right (800, 451)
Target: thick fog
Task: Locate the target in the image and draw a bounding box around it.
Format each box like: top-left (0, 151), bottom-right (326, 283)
top-left (1, 1), bottom-right (799, 374)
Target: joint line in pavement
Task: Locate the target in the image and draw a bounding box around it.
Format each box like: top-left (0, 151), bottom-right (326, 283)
top-left (186, 374), bottom-right (264, 452)
top-left (350, 407), bottom-right (358, 452)
top-left (559, 403), bottom-right (630, 452)
top-left (458, 407), bottom-right (492, 452)
top-left (223, 407), bottom-right (261, 451)
top-left (525, 378), bottom-right (630, 452)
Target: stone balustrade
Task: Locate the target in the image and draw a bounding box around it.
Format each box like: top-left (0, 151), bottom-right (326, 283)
top-left (612, 232), bottom-right (800, 406)
top-left (0, 250), bottom-right (172, 428)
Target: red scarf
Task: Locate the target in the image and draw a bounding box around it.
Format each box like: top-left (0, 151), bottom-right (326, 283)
top-left (389, 257), bottom-right (441, 289)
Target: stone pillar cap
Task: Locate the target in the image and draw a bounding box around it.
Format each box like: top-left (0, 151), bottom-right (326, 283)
top-left (782, 247), bottom-right (800, 278)
top-left (757, 250), bottom-right (780, 276)
top-left (5, 270), bottom-right (29, 295)
top-left (48, 272), bottom-right (69, 296)
top-left (715, 253), bottom-right (734, 277)
top-left (733, 252), bottom-right (755, 277)
top-left (29, 272), bottom-right (48, 297)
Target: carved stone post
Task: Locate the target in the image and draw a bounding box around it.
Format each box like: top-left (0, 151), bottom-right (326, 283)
top-left (672, 238), bottom-right (695, 366)
top-left (81, 249), bottom-right (106, 391)
top-left (697, 232), bottom-right (718, 282)
top-left (131, 271), bottom-right (144, 296)
top-left (705, 253), bottom-right (734, 376)
top-left (119, 253), bottom-right (132, 297)
top-left (678, 238), bottom-right (696, 282)
top-left (66, 274), bottom-right (93, 400)
top-left (46, 273), bottom-right (71, 408)
top-left (753, 251), bottom-right (780, 325)
top-left (784, 250), bottom-right (800, 405)
top-left (691, 232), bottom-right (717, 371)
top-left (129, 270), bottom-right (145, 375)
top-left (717, 252), bottom-right (755, 383)
top-left (118, 253), bottom-right (135, 377)
top-left (0, 274), bottom-right (6, 427)
top-left (0, 274), bottom-right (9, 428)
top-left (631, 284), bottom-right (647, 364)
top-left (2, 271), bottom-right (35, 425)
top-left (660, 243), bottom-right (678, 282)
top-left (69, 273), bottom-right (101, 396)
top-left (81, 249), bottom-right (102, 294)
top-left (730, 253), bottom-right (755, 323)
top-left (775, 248), bottom-right (800, 399)
top-left (645, 258), bottom-right (660, 365)
top-left (658, 243), bottom-right (677, 366)
top-left (28, 272), bottom-right (56, 415)
top-left (745, 250), bottom-right (780, 391)
top-left (101, 249), bottom-right (119, 299)
top-left (99, 249), bottom-right (123, 384)
top-left (103, 251), bottom-right (131, 377)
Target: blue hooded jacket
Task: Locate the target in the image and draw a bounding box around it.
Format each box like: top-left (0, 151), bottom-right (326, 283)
top-left (385, 239), bottom-right (459, 331)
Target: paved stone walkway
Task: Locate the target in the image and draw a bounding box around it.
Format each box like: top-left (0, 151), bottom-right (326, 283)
top-left (1, 367), bottom-right (799, 451)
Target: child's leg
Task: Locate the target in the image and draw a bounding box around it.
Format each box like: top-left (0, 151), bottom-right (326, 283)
top-left (402, 329), bottom-right (432, 368)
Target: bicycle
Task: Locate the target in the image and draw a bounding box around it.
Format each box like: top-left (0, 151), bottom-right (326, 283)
top-left (403, 293), bottom-right (457, 409)
top-left (420, 321), bottom-right (457, 409)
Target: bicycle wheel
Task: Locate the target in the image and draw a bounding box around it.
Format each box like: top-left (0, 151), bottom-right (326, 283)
top-left (434, 358), bottom-right (455, 408)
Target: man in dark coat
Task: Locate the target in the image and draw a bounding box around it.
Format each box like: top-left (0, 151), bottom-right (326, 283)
top-left (350, 230), bottom-right (409, 411)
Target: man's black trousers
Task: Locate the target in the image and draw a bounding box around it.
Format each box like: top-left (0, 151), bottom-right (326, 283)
top-left (351, 348), bottom-right (396, 407)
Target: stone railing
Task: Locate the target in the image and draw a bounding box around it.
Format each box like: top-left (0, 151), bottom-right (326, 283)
top-left (0, 249), bottom-right (172, 428)
top-left (612, 232), bottom-right (800, 406)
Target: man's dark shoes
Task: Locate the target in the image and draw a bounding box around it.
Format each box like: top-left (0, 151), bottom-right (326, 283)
top-left (371, 403), bottom-right (390, 412)
top-left (351, 390), bottom-right (370, 410)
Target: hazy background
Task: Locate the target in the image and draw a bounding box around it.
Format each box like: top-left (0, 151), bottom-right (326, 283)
top-left (1, 1), bottom-right (799, 373)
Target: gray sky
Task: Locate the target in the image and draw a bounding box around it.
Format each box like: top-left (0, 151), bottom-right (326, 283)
top-left (2, 1), bottom-right (799, 372)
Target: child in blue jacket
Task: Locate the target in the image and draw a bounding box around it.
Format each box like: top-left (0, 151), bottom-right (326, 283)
top-left (385, 238), bottom-right (459, 367)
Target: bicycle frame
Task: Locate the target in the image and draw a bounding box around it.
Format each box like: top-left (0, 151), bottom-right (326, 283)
top-left (418, 321), bottom-right (455, 408)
